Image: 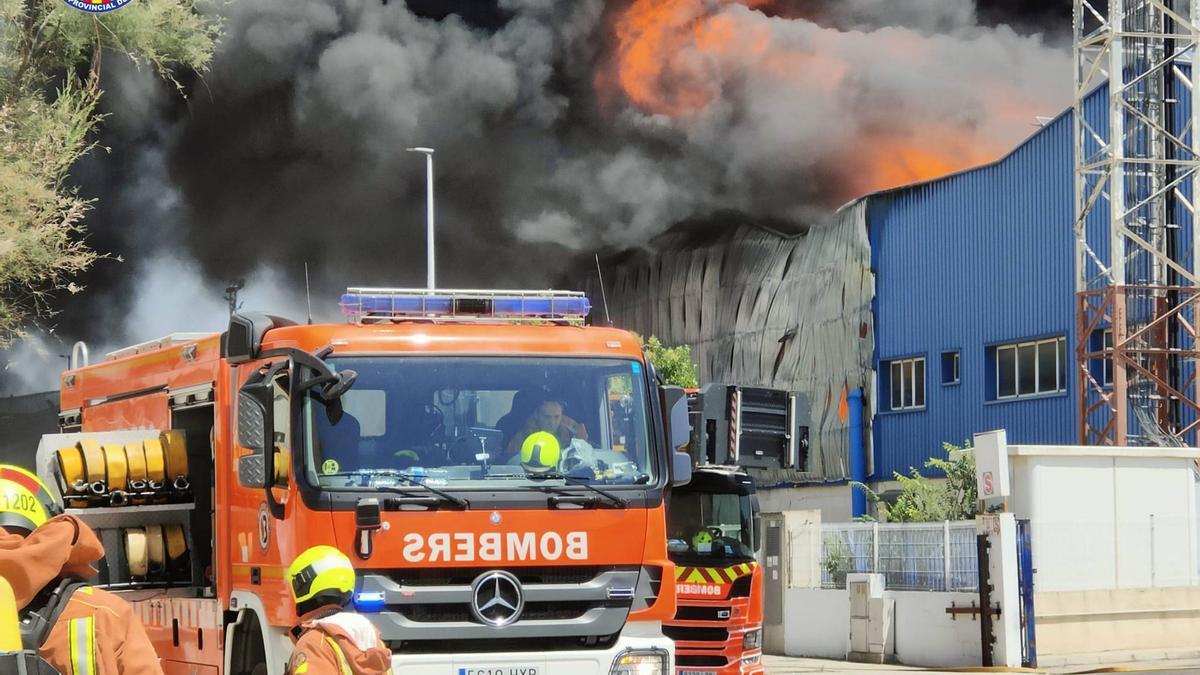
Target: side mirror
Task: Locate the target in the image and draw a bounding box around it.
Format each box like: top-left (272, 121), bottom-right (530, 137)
top-left (671, 451), bottom-right (692, 487)
top-left (237, 377), bottom-right (275, 489)
top-left (323, 370), bottom-right (358, 400)
top-left (224, 312), bottom-right (297, 364)
top-left (752, 494), bottom-right (763, 553)
top-left (660, 385), bottom-right (691, 452)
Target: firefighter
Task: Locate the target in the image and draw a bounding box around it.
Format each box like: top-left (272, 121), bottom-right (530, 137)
top-left (285, 545), bottom-right (391, 675)
top-left (0, 464), bottom-right (164, 674)
top-left (505, 399), bottom-right (587, 457)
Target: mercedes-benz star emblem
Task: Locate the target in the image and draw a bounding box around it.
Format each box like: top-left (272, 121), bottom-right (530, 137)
top-left (470, 570), bottom-right (524, 627)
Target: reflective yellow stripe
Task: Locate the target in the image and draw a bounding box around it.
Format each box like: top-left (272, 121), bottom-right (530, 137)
top-left (69, 616), bottom-right (96, 675)
top-left (673, 566), bottom-right (685, 580)
top-left (0, 577), bottom-right (20, 652)
top-left (325, 636), bottom-right (352, 675)
top-left (685, 568), bottom-right (706, 583)
top-left (705, 568), bottom-right (725, 584)
top-left (725, 567), bottom-right (739, 582)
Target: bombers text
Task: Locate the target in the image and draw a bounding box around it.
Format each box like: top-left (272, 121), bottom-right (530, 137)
top-left (402, 531), bottom-right (589, 562)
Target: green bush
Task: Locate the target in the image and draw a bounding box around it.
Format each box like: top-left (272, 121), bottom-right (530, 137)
top-left (637, 334), bottom-right (698, 388)
top-left (854, 441), bottom-right (977, 522)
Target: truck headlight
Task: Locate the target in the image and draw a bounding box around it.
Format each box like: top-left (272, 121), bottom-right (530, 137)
top-left (609, 648), bottom-right (668, 675)
top-left (742, 629), bottom-right (762, 651)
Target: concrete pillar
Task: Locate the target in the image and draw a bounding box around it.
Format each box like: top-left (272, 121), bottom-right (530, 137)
top-left (979, 513), bottom-right (1022, 668)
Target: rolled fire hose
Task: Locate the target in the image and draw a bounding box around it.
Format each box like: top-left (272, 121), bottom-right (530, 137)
top-left (164, 525), bottom-right (188, 576)
top-left (102, 444), bottom-right (128, 505)
top-left (125, 528), bottom-right (149, 578)
top-left (142, 438), bottom-right (166, 490)
top-left (78, 439), bottom-right (106, 496)
top-left (56, 446), bottom-right (86, 495)
top-left (124, 442), bottom-right (148, 492)
top-left (145, 525), bottom-right (166, 575)
top-left (161, 430), bottom-right (190, 490)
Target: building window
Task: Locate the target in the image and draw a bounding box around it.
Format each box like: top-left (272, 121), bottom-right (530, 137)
top-left (941, 351), bottom-right (960, 385)
top-left (886, 357), bottom-right (925, 411)
top-left (993, 337), bottom-right (1066, 400)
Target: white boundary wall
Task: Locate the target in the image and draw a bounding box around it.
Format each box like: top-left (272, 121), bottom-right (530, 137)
top-left (1007, 445), bottom-right (1199, 591)
top-left (781, 587), bottom-right (981, 667)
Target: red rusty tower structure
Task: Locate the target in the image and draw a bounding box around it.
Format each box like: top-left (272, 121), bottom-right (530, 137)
top-left (1075, 0), bottom-right (1200, 445)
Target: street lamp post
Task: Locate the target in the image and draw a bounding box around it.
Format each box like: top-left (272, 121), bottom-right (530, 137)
top-left (406, 147), bottom-right (436, 289)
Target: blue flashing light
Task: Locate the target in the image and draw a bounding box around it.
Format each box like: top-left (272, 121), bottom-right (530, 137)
top-left (354, 591), bottom-right (386, 612)
top-left (340, 288), bottom-right (591, 323)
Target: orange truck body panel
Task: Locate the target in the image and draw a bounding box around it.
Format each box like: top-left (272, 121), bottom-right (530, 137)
top-left (669, 563), bottom-right (764, 675)
top-left (54, 321), bottom-right (676, 672)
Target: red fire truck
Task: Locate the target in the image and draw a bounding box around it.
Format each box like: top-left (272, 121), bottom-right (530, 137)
top-left (665, 467), bottom-right (763, 675)
top-left (34, 288), bottom-right (696, 675)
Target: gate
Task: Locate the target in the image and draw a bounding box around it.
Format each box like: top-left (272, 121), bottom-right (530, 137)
top-left (1016, 518), bottom-right (1037, 668)
top-left (977, 517), bottom-right (1037, 668)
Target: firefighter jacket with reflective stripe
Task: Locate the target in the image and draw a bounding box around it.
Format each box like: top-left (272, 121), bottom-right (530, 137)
top-left (0, 516), bottom-right (164, 674)
top-left (38, 586), bottom-right (163, 675)
top-left (287, 614), bottom-right (392, 675)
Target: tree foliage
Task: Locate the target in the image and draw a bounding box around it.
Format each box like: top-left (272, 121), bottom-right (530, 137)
top-left (0, 0), bottom-right (220, 345)
top-left (638, 334), bottom-right (699, 388)
top-left (855, 441), bottom-right (977, 522)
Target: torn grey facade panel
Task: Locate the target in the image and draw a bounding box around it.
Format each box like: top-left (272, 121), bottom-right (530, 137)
top-left (591, 202), bottom-right (874, 482)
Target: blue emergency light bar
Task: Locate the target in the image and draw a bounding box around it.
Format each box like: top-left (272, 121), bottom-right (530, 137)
top-left (340, 288), bottom-right (592, 324)
top-left (354, 591), bottom-right (386, 612)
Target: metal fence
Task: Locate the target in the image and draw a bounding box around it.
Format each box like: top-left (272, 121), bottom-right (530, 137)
top-left (820, 521), bottom-right (978, 591)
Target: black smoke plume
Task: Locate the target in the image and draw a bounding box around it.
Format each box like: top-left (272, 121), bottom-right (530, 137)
top-left (2, 0), bottom-right (1070, 393)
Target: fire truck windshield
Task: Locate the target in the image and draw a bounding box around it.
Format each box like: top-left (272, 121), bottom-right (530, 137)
top-left (667, 490), bottom-right (756, 564)
top-left (302, 356), bottom-right (655, 490)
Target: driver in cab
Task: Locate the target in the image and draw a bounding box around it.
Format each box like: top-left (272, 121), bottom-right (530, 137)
top-left (505, 399), bottom-right (587, 458)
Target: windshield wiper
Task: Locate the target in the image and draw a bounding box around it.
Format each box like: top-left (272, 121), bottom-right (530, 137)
top-left (524, 472), bottom-right (628, 509)
top-left (326, 470), bottom-right (469, 510)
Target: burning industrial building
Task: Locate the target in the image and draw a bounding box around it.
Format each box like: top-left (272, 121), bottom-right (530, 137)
top-left (2, 0), bottom-right (1069, 403)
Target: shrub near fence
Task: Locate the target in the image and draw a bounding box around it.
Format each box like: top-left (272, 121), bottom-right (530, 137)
top-left (821, 521), bottom-right (978, 591)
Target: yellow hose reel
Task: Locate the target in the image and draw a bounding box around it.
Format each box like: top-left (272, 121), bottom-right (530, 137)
top-left (54, 432), bottom-right (191, 509)
top-left (142, 438), bottom-right (167, 491)
top-left (102, 444), bottom-right (128, 505)
top-left (55, 445), bottom-right (87, 503)
top-left (79, 438), bottom-right (106, 496)
top-left (124, 528), bottom-right (149, 578)
top-left (161, 431), bottom-right (190, 491)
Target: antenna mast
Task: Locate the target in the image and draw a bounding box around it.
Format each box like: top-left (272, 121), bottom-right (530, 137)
top-left (304, 262), bottom-right (313, 325)
top-left (594, 253), bottom-right (612, 326)
top-left (1074, 0), bottom-right (1200, 445)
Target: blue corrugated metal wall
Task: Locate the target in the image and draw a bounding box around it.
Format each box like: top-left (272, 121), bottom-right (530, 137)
top-left (867, 87), bottom-right (1109, 480)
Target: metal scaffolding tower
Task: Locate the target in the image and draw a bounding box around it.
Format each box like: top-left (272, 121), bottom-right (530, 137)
top-left (1075, 0), bottom-right (1200, 445)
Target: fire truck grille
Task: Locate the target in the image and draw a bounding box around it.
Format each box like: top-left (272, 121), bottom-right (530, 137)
top-left (676, 655), bottom-right (730, 667)
top-left (359, 566), bottom-right (643, 647)
top-left (674, 605), bottom-right (732, 622)
top-left (663, 625), bottom-right (729, 643)
top-left (399, 601), bottom-right (594, 623)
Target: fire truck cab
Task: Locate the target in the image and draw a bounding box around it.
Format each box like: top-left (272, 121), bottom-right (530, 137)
top-left (35, 288), bottom-right (694, 675)
top-left (665, 467), bottom-right (763, 675)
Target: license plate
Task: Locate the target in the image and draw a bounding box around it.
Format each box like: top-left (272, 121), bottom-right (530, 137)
top-left (457, 668), bottom-right (539, 675)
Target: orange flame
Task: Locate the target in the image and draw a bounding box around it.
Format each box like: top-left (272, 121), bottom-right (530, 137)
top-left (610, 0), bottom-right (1046, 198)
